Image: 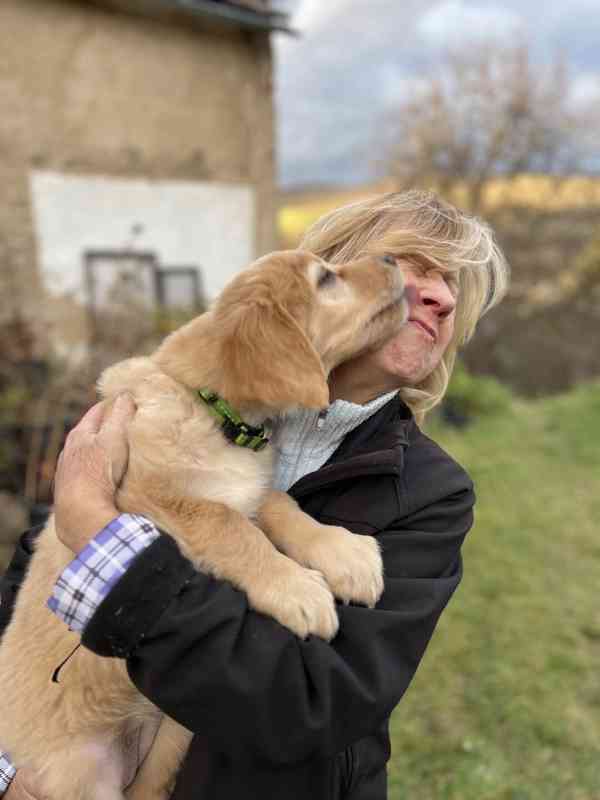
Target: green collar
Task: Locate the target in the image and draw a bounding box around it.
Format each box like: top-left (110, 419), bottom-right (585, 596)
top-left (197, 388), bottom-right (270, 452)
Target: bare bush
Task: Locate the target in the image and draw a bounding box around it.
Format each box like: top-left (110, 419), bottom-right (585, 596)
top-left (384, 41), bottom-right (599, 214)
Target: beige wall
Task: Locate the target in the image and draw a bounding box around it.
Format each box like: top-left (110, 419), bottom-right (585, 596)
top-left (0, 0), bottom-right (276, 344)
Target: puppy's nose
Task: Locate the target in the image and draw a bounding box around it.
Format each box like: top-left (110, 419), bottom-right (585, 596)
top-left (381, 255), bottom-right (396, 266)
top-left (404, 285), bottom-right (420, 308)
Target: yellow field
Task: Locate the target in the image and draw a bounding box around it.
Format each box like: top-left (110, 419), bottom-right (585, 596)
top-left (278, 175), bottom-right (600, 246)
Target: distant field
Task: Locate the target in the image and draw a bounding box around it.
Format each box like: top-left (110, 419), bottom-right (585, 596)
top-left (387, 382), bottom-right (600, 799)
top-left (278, 175), bottom-right (600, 246)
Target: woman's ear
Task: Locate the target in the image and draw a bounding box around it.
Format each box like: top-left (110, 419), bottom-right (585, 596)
top-left (218, 301), bottom-right (329, 412)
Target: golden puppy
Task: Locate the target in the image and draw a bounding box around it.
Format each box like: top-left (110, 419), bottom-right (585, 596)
top-left (0, 250), bottom-right (409, 799)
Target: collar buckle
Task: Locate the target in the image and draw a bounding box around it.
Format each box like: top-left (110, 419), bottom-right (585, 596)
top-left (197, 389), bottom-right (269, 452)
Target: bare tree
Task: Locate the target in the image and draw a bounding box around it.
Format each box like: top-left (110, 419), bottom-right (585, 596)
top-left (384, 41), bottom-right (598, 213)
top-left (380, 40), bottom-right (600, 394)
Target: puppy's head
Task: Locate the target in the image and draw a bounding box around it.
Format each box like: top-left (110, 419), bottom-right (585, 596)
top-left (213, 249), bottom-right (409, 413)
top-left (303, 252), bottom-right (410, 371)
top-left (214, 250), bottom-right (329, 412)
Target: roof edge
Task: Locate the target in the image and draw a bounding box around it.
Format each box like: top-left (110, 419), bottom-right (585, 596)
top-left (157, 0), bottom-right (296, 33)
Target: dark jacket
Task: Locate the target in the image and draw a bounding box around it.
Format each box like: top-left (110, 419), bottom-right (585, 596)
top-left (0, 396), bottom-right (474, 800)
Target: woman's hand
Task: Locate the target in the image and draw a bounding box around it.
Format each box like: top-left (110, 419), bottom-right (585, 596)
top-left (4, 720), bottom-right (159, 799)
top-left (53, 394), bottom-right (137, 554)
top-left (4, 770), bottom-right (48, 799)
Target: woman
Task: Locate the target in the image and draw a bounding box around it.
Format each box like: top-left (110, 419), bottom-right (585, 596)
top-left (1, 190), bottom-right (508, 799)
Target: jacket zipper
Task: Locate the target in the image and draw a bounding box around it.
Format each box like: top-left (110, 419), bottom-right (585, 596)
top-left (316, 408), bottom-right (328, 430)
top-left (344, 745), bottom-right (355, 794)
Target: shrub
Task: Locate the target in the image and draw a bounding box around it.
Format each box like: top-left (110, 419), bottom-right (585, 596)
top-left (441, 361), bottom-right (513, 425)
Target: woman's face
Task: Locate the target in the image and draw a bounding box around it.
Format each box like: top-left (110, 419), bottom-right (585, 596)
top-left (328, 256), bottom-right (458, 404)
top-left (369, 257), bottom-right (458, 386)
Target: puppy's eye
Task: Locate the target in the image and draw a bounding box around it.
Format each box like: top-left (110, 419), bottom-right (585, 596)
top-left (382, 255), bottom-right (396, 266)
top-left (317, 268), bottom-right (337, 289)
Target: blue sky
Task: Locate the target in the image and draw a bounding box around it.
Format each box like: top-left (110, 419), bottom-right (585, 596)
top-left (272, 0), bottom-right (600, 187)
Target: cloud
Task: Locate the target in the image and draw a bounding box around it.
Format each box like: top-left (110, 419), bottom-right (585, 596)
top-left (274, 0), bottom-right (600, 187)
top-left (291, 0), bottom-right (348, 33)
top-left (378, 71), bottom-right (430, 110)
top-left (569, 72), bottom-right (600, 109)
top-left (274, 0), bottom-right (427, 185)
top-left (416, 0), bottom-right (524, 47)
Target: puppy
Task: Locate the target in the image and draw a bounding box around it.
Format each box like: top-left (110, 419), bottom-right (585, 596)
top-left (0, 250), bottom-right (410, 799)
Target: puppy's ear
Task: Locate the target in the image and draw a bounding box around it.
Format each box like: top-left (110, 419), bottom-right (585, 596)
top-left (218, 302), bottom-right (329, 411)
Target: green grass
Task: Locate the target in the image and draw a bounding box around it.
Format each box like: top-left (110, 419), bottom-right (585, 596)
top-left (388, 382), bottom-right (600, 800)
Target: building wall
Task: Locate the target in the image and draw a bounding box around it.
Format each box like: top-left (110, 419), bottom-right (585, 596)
top-left (30, 170), bottom-right (256, 358)
top-left (0, 0), bottom-right (276, 352)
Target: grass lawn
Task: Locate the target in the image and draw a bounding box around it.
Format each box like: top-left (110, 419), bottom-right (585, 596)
top-left (387, 382), bottom-right (600, 800)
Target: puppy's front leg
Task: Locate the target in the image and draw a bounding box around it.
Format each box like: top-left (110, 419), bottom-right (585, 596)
top-left (133, 495), bottom-right (338, 641)
top-left (257, 491), bottom-right (384, 608)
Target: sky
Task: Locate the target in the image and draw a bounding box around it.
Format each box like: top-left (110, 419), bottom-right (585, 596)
top-left (271, 0), bottom-right (600, 187)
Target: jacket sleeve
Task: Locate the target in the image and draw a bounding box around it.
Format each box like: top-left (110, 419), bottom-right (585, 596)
top-left (0, 528), bottom-right (42, 638)
top-left (81, 479), bottom-right (474, 768)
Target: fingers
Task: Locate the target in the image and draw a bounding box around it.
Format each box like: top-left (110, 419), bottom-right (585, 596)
top-left (103, 393), bottom-right (137, 431)
top-left (72, 401), bottom-right (107, 435)
top-left (98, 393), bottom-right (137, 489)
top-left (70, 394), bottom-right (136, 440)
top-left (98, 393), bottom-right (136, 446)
top-left (56, 393), bottom-right (136, 494)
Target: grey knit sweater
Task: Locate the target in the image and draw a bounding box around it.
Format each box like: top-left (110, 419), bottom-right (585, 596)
top-left (270, 391), bottom-right (398, 492)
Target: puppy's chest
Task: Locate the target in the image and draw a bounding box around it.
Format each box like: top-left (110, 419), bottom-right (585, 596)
top-left (188, 438), bottom-right (273, 516)
top-left (129, 389), bottom-right (273, 518)
top-left (177, 408), bottom-right (273, 517)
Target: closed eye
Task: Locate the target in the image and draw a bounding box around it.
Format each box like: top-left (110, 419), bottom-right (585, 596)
top-left (317, 268), bottom-right (337, 289)
top-left (444, 273), bottom-right (459, 296)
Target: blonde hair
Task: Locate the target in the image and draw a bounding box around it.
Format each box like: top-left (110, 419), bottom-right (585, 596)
top-left (299, 189), bottom-right (509, 422)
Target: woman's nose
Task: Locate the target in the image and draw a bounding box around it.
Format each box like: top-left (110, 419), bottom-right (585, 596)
top-left (420, 276), bottom-right (456, 317)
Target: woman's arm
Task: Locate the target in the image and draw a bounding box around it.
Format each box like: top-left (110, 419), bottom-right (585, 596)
top-left (81, 480), bottom-right (473, 768)
top-left (38, 394), bottom-right (472, 770)
top-left (0, 528), bottom-right (41, 639)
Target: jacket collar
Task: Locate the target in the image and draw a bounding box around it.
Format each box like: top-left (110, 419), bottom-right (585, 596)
top-left (288, 395), bottom-right (416, 499)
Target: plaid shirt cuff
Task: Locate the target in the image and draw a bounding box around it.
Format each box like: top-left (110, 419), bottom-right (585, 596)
top-left (47, 514), bottom-right (160, 633)
top-left (0, 750), bottom-right (16, 795)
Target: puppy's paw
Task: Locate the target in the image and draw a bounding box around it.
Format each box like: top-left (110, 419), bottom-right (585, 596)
top-left (303, 526), bottom-right (384, 608)
top-left (246, 559), bottom-right (339, 641)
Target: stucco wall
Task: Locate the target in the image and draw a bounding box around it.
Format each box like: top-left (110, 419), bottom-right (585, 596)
top-left (0, 0), bottom-right (276, 351)
top-left (30, 170), bottom-right (256, 359)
